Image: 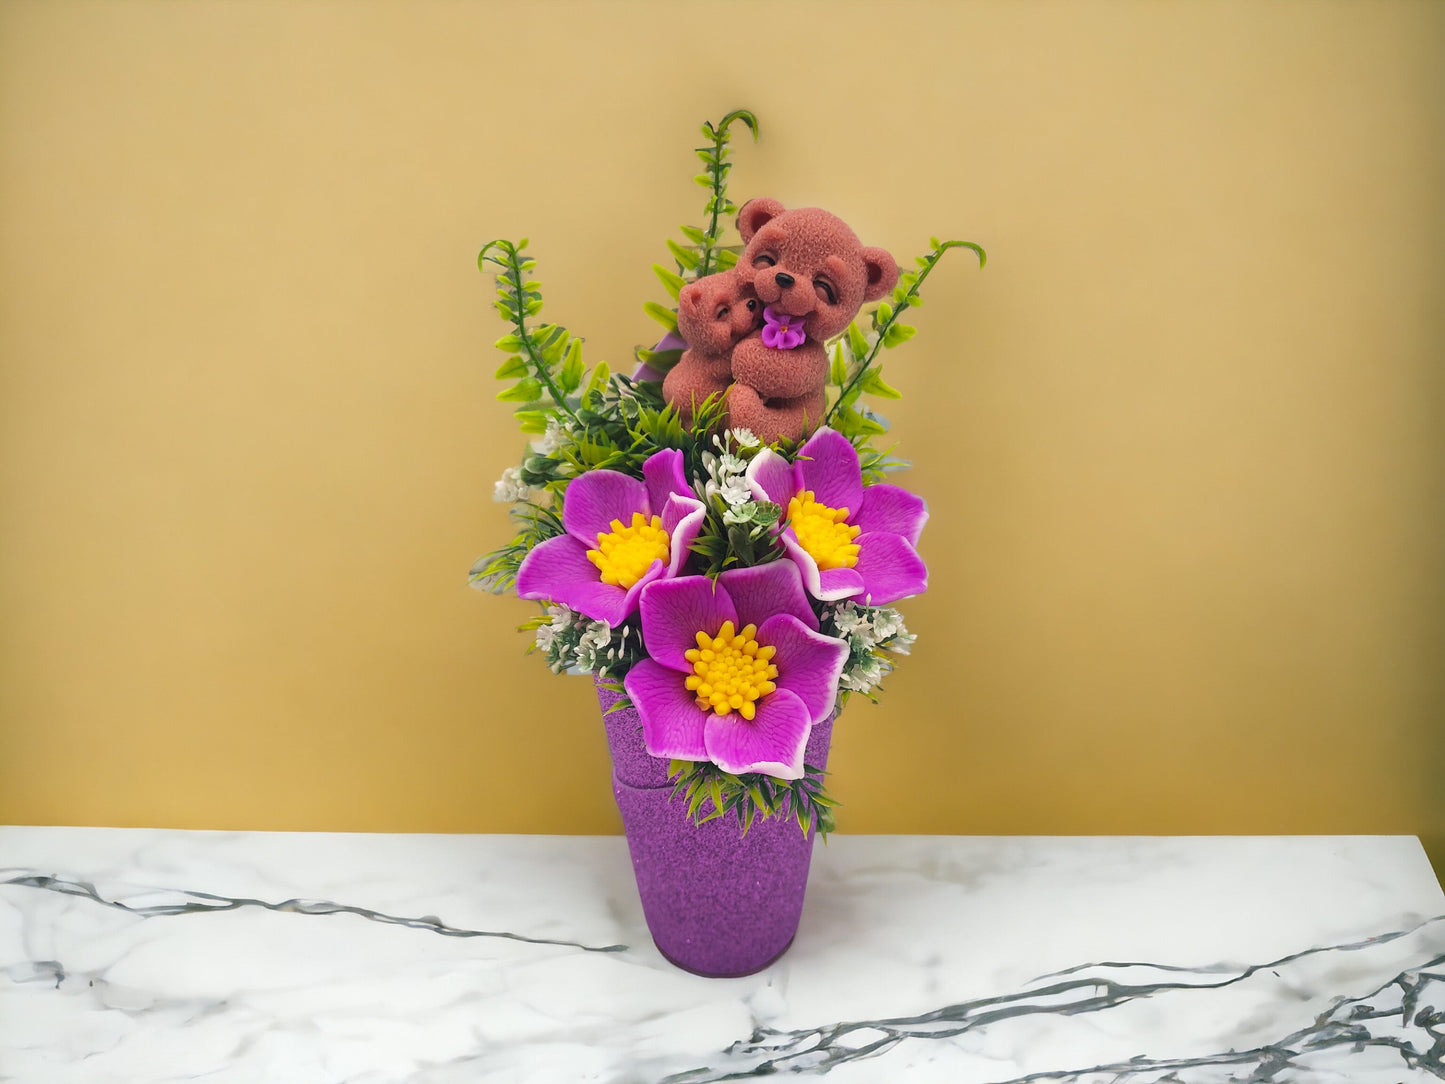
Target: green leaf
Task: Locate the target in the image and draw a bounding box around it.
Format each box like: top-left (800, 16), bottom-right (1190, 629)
top-left (496, 378), bottom-right (541, 402)
top-left (687, 781), bottom-right (708, 819)
top-left (829, 342), bottom-right (847, 386)
top-left (514, 409), bottom-right (549, 434)
top-left (653, 264), bottom-right (686, 300)
top-left (642, 301), bottom-right (679, 332)
top-left (666, 239), bottom-right (700, 271)
top-left (716, 108), bottom-right (759, 140)
top-left (836, 405), bottom-right (886, 436)
top-left (538, 329), bottom-right (568, 365)
top-left (643, 348), bottom-right (683, 375)
top-left (694, 173), bottom-right (713, 187)
top-left (585, 359), bottom-right (610, 394)
top-left (860, 367), bottom-right (903, 398)
top-left (875, 301), bottom-right (894, 326)
top-left (558, 340), bottom-right (584, 393)
top-left (493, 356), bottom-right (527, 379)
top-left (679, 224), bottom-right (707, 244)
top-left (846, 321), bottom-right (869, 360)
top-left (714, 249), bottom-right (738, 270)
top-left (882, 323), bottom-right (917, 349)
top-left (493, 333), bottom-right (523, 352)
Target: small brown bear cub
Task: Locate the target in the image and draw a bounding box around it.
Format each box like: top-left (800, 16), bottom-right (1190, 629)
top-left (663, 268), bottom-right (761, 429)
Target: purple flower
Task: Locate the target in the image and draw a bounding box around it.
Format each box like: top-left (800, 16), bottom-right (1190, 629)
top-left (745, 427), bottom-right (928, 605)
top-left (624, 561), bottom-right (847, 779)
top-left (515, 449), bottom-right (706, 625)
top-left (760, 305), bottom-right (807, 350)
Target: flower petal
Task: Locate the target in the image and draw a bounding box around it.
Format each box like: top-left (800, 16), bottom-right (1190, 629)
top-left (782, 533), bottom-right (864, 602)
top-left (660, 493), bottom-right (706, 578)
top-left (703, 687), bottom-right (811, 780)
top-left (642, 448), bottom-right (692, 515)
top-left (562, 469), bottom-right (650, 545)
top-left (515, 534), bottom-right (635, 623)
top-left (794, 427), bottom-right (863, 513)
top-left (717, 560), bottom-right (818, 631)
top-left (744, 446), bottom-right (797, 505)
top-left (614, 560), bottom-right (667, 624)
top-left (855, 484), bottom-right (928, 547)
top-left (638, 575), bottom-right (738, 674)
top-left (625, 658), bottom-right (708, 761)
top-left (853, 532), bottom-right (929, 605)
top-left (816, 566), bottom-right (866, 600)
top-left (757, 614), bottom-right (848, 724)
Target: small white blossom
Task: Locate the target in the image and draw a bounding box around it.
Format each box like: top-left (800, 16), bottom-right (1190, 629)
top-left (700, 437), bottom-right (756, 522)
top-left (573, 620), bottom-right (614, 671)
top-left (869, 609), bottom-right (904, 643)
top-left (531, 416), bottom-right (569, 457)
top-left (727, 428), bottom-right (760, 449)
top-left (840, 654), bottom-right (887, 692)
top-left (824, 601), bottom-right (916, 696)
top-left (493, 466), bottom-right (530, 504)
top-left (888, 631), bottom-right (916, 656)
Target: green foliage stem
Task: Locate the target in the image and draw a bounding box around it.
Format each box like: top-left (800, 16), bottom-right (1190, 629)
top-left (694, 109), bottom-right (758, 280)
top-left (478, 238), bottom-right (585, 429)
top-left (826, 238), bottom-right (986, 428)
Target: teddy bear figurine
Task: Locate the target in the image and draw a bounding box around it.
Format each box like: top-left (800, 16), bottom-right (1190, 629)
top-left (724, 198), bottom-right (899, 445)
top-left (663, 267), bottom-right (762, 429)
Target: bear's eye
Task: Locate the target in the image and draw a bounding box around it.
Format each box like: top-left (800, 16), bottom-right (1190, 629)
top-left (752, 254), bottom-right (776, 268)
top-left (813, 279), bottom-right (838, 305)
top-left (716, 306), bottom-right (730, 320)
top-left (745, 299), bottom-right (757, 311)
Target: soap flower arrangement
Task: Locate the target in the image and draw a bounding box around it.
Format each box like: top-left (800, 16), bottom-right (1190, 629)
top-left (472, 109), bottom-right (983, 837)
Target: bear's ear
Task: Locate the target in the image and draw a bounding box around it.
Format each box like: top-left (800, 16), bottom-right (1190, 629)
top-left (860, 246), bottom-right (900, 302)
top-left (737, 198), bottom-right (785, 243)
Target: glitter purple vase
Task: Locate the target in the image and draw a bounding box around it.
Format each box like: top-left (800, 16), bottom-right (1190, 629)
top-left (594, 677), bottom-right (834, 977)
top-left (595, 678), bottom-right (673, 788)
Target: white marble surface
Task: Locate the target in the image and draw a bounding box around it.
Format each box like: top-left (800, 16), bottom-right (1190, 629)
top-left (1, 829), bottom-right (1442, 1083)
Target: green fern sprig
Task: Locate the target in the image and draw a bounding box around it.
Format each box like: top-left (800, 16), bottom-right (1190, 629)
top-left (479, 239), bottom-right (609, 435)
top-left (826, 238), bottom-right (986, 437)
top-left (639, 109), bottom-right (760, 368)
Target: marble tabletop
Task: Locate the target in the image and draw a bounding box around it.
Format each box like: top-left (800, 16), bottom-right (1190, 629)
top-left (1, 829), bottom-right (1442, 1083)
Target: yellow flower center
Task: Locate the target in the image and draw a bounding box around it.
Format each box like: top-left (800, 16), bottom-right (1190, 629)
top-left (683, 620), bottom-right (778, 721)
top-left (787, 490), bottom-right (861, 570)
top-left (586, 512), bottom-right (670, 588)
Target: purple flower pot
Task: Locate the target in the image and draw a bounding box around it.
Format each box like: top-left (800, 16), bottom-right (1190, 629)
top-left (595, 678), bottom-right (673, 789)
top-left (595, 676), bottom-right (834, 977)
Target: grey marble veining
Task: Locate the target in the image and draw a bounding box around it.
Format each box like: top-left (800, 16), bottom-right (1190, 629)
top-left (1, 829), bottom-right (1441, 1083)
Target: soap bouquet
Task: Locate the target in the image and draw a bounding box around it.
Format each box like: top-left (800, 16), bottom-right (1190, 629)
top-left (471, 110), bottom-right (983, 842)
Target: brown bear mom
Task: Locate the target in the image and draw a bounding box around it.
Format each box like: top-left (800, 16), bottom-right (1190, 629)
top-left (666, 198), bottom-right (899, 445)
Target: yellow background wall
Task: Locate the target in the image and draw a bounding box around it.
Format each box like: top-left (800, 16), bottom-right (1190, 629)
top-left (2, 1), bottom-right (1441, 871)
